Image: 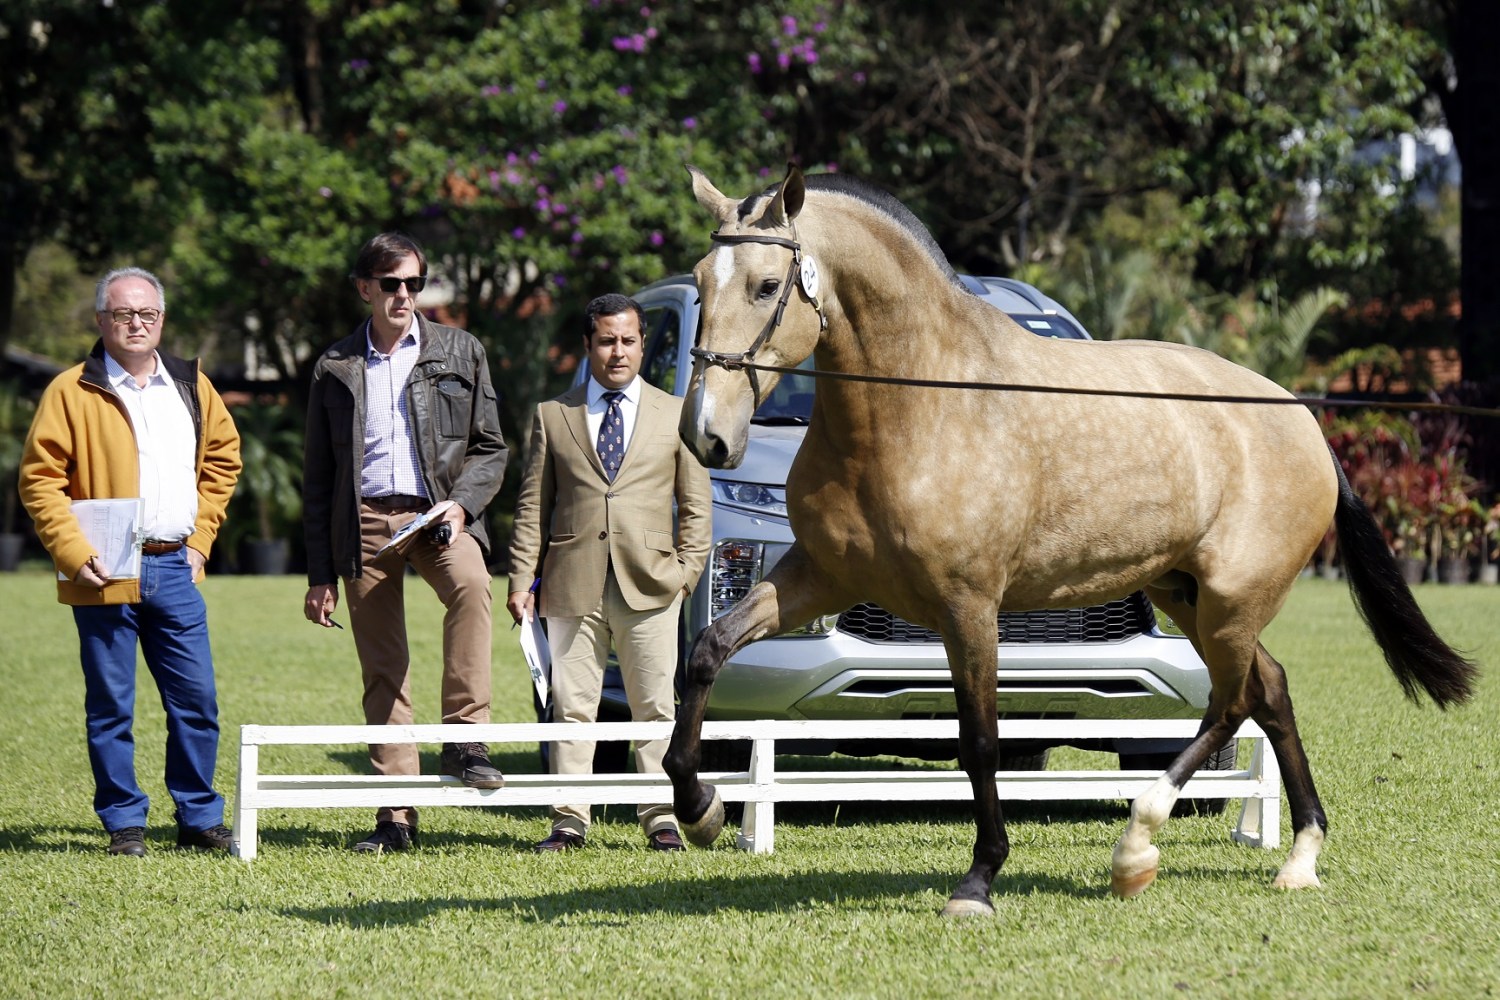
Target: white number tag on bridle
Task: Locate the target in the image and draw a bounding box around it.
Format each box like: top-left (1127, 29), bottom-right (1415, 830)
top-left (799, 255), bottom-right (821, 299)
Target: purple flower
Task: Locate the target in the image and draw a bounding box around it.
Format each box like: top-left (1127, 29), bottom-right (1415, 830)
top-left (536, 198), bottom-right (551, 214)
top-left (617, 85), bottom-right (632, 96)
top-left (487, 170), bottom-right (500, 191)
top-left (536, 78), bottom-right (548, 90)
top-left (318, 186), bottom-right (333, 198)
top-left (649, 230), bottom-right (664, 246)
top-left (777, 51), bottom-right (791, 70)
top-left (612, 36), bottom-right (632, 51)
top-left (481, 84), bottom-right (502, 97)
top-left (347, 59), bottom-right (370, 70)
top-left (553, 100), bottom-right (568, 114)
top-left (552, 274), bottom-right (566, 287)
top-left (632, 33), bottom-right (647, 51)
top-left (506, 152), bottom-right (519, 164)
top-left (640, 5), bottom-right (651, 15)
top-left (612, 164), bottom-right (629, 185)
top-left (747, 52), bottom-right (762, 74)
top-left (572, 231), bottom-right (584, 243)
top-left (853, 71), bottom-right (867, 84)
top-left (511, 227), bottom-right (527, 239)
top-left (814, 21), bottom-right (827, 33)
top-left (781, 15), bottom-right (797, 35)
top-left (682, 116), bottom-right (697, 130)
top-left (505, 170), bottom-right (521, 185)
top-left (646, 27), bottom-right (657, 40)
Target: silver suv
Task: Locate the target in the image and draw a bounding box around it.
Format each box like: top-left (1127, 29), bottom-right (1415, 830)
top-left (578, 275), bottom-right (1228, 775)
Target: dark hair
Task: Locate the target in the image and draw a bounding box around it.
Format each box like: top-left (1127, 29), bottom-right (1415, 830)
top-left (352, 232), bottom-right (427, 279)
top-left (584, 293), bottom-right (646, 342)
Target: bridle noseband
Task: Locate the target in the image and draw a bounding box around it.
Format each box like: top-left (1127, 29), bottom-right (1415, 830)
top-left (689, 229), bottom-right (828, 403)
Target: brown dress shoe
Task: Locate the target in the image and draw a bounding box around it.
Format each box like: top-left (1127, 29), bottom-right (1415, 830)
top-left (534, 829), bottom-right (586, 853)
top-left (647, 828), bottom-right (685, 852)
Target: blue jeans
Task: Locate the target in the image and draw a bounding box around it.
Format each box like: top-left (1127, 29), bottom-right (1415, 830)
top-left (72, 548), bottom-right (223, 832)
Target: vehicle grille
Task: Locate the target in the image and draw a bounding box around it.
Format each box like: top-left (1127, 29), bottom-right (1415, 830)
top-left (836, 591), bottom-right (1157, 645)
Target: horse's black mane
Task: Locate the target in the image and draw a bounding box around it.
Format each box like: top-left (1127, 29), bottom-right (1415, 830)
top-left (741, 172), bottom-right (969, 292)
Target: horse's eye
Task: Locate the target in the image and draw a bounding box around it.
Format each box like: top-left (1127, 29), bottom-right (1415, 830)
top-left (757, 279), bottom-right (780, 300)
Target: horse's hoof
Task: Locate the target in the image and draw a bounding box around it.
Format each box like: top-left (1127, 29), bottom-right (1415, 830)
top-left (941, 897), bottom-right (995, 918)
top-left (681, 786), bottom-right (725, 847)
top-left (1271, 868), bottom-right (1321, 890)
top-left (1110, 864), bottom-right (1158, 898)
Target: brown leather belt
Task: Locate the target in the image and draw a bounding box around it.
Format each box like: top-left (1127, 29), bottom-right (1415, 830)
top-left (364, 494), bottom-right (429, 510)
top-left (141, 540), bottom-right (185, 555)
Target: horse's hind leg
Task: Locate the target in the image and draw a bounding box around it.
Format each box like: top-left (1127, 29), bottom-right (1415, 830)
top-left (1111, 592), bottom-right (1260, 897)
top-left (1248, 644), bottom-right (1328, 889)
top-left (664, 545), bottom-right (845, 848)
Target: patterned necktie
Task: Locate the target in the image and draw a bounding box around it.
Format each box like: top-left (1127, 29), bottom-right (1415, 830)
top-left (597, 391), bottom-right (625, 480)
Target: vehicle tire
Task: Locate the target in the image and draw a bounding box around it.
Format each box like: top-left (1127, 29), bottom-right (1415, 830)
top-left (1118, 740), bottom-right (1237, 816)
top-left (996, 748), bottom-right (1051, 771)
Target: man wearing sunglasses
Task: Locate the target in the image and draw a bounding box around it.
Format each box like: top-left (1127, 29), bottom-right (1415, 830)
top-left (302, 232), bottom-right (508, 854)
top-left (19, 267), bottom-right (242, 857)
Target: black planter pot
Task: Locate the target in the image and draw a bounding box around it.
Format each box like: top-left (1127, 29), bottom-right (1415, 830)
top-left (242, 538), bottom-right (290, 575)
top-left (0, 533), bottom-right (23, 572)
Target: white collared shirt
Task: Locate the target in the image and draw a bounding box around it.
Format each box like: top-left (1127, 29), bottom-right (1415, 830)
top-left (104, 351), bottom-right (199, 542)
top-left (586, 375), bottom-right (642, 459)
top-left (360, 317), bottom-right (429, 499)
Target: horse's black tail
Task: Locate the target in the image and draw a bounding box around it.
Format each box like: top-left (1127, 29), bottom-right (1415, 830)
top-left (1332, 455), bottom-right (1478, 708)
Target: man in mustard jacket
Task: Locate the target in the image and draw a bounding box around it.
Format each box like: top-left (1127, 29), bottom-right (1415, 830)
top-left (19, 267), bottom-right (241, 857)
top-left (507, 293), bottom-right (711, 852)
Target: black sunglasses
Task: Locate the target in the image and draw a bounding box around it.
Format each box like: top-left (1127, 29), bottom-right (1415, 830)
top-left (373, 275), bottom-right (427, 294)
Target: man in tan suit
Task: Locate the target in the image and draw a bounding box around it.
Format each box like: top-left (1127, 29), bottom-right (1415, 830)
top-left (507, 293), bottom-right (711, 852)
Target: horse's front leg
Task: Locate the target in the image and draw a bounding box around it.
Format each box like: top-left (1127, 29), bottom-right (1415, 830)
top-left (665, 545), bottom-right (844, 848)
top-left (941, 604), bottom-right (1009, 918)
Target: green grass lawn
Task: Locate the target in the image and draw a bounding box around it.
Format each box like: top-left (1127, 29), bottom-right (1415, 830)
top-left (0, 573), bottom-right (1495, 997)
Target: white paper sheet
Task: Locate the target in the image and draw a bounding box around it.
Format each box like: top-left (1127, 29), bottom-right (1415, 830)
top-left (518, 612), bottom-right (551, 706)
top-left (374, 499), bottom-right (453, 557)
top-left (63, 498), bottom-right (145, 581)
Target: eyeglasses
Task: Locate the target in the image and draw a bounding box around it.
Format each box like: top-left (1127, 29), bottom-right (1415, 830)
top-left (372, 275), bottom-right (427, 294)
top-left (103, 308), bottom-right (163, 327)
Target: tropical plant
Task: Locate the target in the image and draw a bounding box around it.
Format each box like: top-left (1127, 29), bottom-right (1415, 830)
top-left (1430, 452), bottom-right (1486, 559)
top-left (0, 380), bottom-right (37, 535)
top-left (228, 400), bottom-right (303, 544)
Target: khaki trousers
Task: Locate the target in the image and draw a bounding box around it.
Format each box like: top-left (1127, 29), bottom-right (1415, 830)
top-left (346, 502), bottom-right (493, 827)
top-left (546, 571), bottom-right (681, 837)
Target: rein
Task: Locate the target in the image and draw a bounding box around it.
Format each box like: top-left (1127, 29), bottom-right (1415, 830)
top-left (719, 357), bottom-right (1500, 419)
top-left (690, 229), bottom-right (828, 404)
top-left (691, 232), bottom-right (1499, 420)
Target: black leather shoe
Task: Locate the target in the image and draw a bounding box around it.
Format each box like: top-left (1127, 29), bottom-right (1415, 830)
top-left (441, 741), bottom-right (506, 789)
top-left (352, 821), bottom-right (417, 854)
top-left (647, 828), bottom-right (685, 852)
top-left (107, 827), bottom-right (147, 857)
top-left (534, 829), bottom-right (586, 853)
top-left (177, 823), bottom-right (233, 852)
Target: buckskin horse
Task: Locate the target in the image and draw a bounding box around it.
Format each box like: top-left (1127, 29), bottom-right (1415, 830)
top-left (661, 165), bottom-right (1477, 917)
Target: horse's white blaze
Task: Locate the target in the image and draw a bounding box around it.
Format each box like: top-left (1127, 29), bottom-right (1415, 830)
top-left (711, 244), bottom-right (735, 289)
top-left (684, 375), bottom-right (716, 451)
top-left (1272, 825), bottom-right (1325, 889)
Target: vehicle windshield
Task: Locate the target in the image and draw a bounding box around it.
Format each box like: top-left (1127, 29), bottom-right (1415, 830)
top-left (753, 359), bottom-right (816, 424)
top-left (749, 313), bottom-right (1085, 424)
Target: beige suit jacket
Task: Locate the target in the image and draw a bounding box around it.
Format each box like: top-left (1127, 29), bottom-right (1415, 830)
top-left (507, 380), bottom-right (712, 617)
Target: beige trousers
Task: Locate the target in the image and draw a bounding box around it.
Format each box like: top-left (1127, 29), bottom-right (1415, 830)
top-left (346, 501), bottom-right (493, 827)
top-left (546, 571), bottom-right (681, 837)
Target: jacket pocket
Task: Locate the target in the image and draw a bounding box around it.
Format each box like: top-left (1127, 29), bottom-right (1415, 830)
top-left (432, 373), bottom-right (475, 439)
top-left (644, 529), bottom-right (675, 554)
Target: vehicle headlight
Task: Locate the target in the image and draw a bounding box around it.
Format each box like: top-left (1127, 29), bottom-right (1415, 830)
top-left (709, 539), bottom-right (836, 636)
top-left (711, 481), bottom-right (789, 518)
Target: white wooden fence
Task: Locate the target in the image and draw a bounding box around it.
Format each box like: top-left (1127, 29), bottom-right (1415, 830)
top-left (232, 718), bottom-right (1280, 860)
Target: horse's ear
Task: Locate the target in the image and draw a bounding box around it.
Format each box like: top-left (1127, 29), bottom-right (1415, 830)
top-left (768, 163), bottom-right (805, 226)
top-left (687, 165), bottom-right (737, 223)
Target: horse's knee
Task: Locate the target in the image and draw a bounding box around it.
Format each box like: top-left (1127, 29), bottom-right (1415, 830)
top-left (683, 625), bottom-right (730, 686)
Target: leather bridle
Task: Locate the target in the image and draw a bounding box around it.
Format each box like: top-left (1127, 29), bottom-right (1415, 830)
top-left (689, 230), bottom-right (828, 404)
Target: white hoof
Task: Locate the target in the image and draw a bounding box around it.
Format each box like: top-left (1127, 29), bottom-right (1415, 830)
top-left (1110, 844), bottom-right (1160, 899)
top-left (941, 897), bottom-right (995, 918)
top-left (1272, 866), bottom-right (1322, 890)
top-left (681, 786), bottom-right (724, 847)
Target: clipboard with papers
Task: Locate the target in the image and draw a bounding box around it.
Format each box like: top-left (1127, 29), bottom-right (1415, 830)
top-left (517, 612), bottom-right (551, 706)
top-left (374, 500), bottom-right (453, 557)
top-left (62, 498), bottom-right (146, 581)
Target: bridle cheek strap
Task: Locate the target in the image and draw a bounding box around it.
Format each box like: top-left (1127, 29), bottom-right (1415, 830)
top-left (690, 230), bottom-right (827, 405)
